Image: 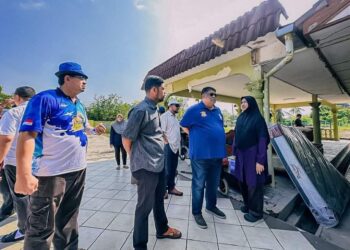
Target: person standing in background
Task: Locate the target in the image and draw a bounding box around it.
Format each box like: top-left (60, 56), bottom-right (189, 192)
top-left (110, 114), bottom-right (128, 170)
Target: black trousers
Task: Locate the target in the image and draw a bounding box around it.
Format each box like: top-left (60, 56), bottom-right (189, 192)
top-left (132, 169), bottom-right (168, 250)
top-left (240, 181), bottom-right (264, 218)
top-left (0, 168), bottom-right (13, 217)
top-left (4, 165), bottom-right (29, 233)
top-left (164, 144), bottom-right (179, 191)
top-left (24, 169), bottom-right (86, 250)
top-left (114, 145), bottom-right (127, 165)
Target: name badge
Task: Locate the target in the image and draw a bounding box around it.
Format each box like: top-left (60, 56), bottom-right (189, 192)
top-left (200, 111), bottom-right (207, 117)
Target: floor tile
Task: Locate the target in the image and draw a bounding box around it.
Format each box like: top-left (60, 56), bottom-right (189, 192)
top-left (243, 226), bottom-right (283, 250)
top-left (167, 205), bottom-right (190, 220)
top-left (215, 223), bottom-right (249, 247)
top-left (176, 180), bottom-right (192, 187)
top-left (80, 198), bottom-right (110, 210)
top-left (187, 240), bottom-right (219, 250)
top-left (216, 198), bottom-right (233, 209)
top-left (113, 190), bottom-right (136, 200)
top-left (169, 195), bottom-right (191, 206)
top-left (120, 201), bottom-right (137, 214)
top-left (89, 230), bottom-right (129, 250)
top-left (219, 244), bottom-right (251, 250)
top-left (108, 213), bottom-right (135, 232)
top-left (78, 209), bottom-right (96, 225)
top-left (100, 199), bottom-right (128, 213)
top-left (214, 208), bottom-right (240, 225)
top-left (83, 211), bottom-right (117, 229)
top-left (121, 232), bottom-right (157, 250)
top-left (188, 221), bottom-right (217, 243)
top-left (78, 226), bottom-right (104, 249)
top-left (94, 189), bottom-right (120, 199)
top-left (83, 188), bottom-right (102, 198)
top-left (154, 238), bottom-right (187, 250)
top-left (272, 229), bottom-right (315, 250)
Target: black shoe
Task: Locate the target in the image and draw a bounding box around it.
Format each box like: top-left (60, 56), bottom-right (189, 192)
top-left (193, 214), bottom-right (208, 229)
top-left (1, 229), bottom-right (25, 243)
top-left (240, 205), bottom-right (249, 213)
top-left (244, 213), bottom-right (262, 223)
top-left (206, 207), bottom-right (226, 219)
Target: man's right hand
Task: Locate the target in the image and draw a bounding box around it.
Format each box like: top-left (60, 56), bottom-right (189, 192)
top-left (15, 175), bottom-right (39, 195)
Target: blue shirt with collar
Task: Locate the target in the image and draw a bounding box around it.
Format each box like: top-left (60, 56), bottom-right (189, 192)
top-left (180, 101), bottom-right (226, 160)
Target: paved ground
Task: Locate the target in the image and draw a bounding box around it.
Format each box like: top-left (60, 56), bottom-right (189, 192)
top-left (1, 159), bottom-right (318, 250)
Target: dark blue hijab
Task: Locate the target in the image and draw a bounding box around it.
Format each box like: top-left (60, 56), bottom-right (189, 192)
top-left (235, 96), bottom-right (270, 150)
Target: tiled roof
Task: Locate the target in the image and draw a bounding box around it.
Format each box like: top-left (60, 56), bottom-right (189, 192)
top-left (145, 0), bottom-right (287, 82)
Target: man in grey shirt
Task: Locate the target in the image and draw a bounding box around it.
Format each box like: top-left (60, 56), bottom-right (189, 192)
top-left (122, 75), bottom-right (182, 250)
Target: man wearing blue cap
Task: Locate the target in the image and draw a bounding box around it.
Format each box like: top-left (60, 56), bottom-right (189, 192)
top-left (15, 62), bottom-right (106, 250)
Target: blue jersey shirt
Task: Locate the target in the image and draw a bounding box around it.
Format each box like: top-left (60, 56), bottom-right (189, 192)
top-left (180, 102), bottom-right (226, 160)
top-left (20, 88), bottom-right (89, 176)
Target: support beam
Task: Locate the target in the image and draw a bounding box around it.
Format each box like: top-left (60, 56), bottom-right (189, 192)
top-left (169, 90), bottom-right (241, 105)
top-left (332, 107), bottom-right (339, 141)
top-left (310, 94), bottom-right (322, 145)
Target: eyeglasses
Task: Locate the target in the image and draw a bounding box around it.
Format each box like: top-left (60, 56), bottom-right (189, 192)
top-left (174, 104), bottom-right (180, 107)
top-left (70, 75), bottom-right (87, 81)
top-left (208, 93), bottom-right (217, 97)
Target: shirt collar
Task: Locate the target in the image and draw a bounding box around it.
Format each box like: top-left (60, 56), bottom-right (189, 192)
top-left (56, 88), bottom-right (80, 103)
top-left (144, 97), bottom-right (157, 109)
top-left (199, 101), bottom-right (217, 111)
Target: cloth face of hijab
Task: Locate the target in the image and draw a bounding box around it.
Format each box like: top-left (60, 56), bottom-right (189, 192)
top-left (234, 96), bottom-right (270, 150)
top-left (112, 119), bottom-right (127, 134)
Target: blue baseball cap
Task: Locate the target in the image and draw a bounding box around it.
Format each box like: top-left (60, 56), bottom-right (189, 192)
top-left (55, 62), bottom-right (88, 79)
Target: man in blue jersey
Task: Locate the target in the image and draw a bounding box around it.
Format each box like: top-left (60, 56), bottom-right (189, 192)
top-left (14, 62), bottom-right (106, 250)
top-left (180, 87), bottom-right (227, 229)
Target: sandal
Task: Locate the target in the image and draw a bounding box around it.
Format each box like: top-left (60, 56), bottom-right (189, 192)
top-left (156, 227), bottom-right (182, 239)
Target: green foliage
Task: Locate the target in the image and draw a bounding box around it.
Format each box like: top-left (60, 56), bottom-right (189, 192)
top-left (0, 85), bottom-right (12, 106)
top-left (86, 94), bottom-right (132, 121)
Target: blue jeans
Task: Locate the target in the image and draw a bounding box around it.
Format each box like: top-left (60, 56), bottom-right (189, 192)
top-left (191, 159), bottom-right (222, 215)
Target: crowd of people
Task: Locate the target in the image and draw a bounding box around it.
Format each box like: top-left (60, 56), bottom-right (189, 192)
top-left (0, 62), bottom-right (270, 250)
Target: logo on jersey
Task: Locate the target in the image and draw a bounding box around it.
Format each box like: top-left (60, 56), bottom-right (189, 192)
top-left (71, 113), bottom-right (85, 132)
top-left (200, 111), bottom-right (207, 117)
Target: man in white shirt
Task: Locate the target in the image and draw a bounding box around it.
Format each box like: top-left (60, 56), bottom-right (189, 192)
top-left (161, 99), bottom-right (183, 197)
top-left (0, 86), bottom-right (35, 243)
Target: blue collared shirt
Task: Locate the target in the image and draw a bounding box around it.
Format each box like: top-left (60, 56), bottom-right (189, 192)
top-left (180, 102), bottom-right (226, 160)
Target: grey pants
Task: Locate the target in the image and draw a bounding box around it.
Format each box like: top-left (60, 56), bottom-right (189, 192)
top-left (24, 169), bottom-right (86, 250)
top-left (4, 164), bottom-right (29, 232)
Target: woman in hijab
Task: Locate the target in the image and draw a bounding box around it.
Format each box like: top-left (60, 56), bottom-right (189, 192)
top-left (233, 96), bottom-right (270, 222)
top-left (110, 114), bottom-right (128, 170)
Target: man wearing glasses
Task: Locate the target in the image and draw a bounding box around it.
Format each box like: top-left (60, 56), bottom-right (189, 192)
top-left (180, 87), bottom-right (227, 229)
top-left (160, 99), bottom-right (183, 199)
top-left (15, 62), bottom-right (106, 249)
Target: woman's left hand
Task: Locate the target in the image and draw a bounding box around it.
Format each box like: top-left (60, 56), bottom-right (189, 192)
top-left (256, 163), bottom-right (264, 175)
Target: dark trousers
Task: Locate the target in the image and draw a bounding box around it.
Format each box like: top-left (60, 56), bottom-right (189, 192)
top-left (132, 169), bottom-right (168, 250)
top-left (24, 169), bottom-right (86, 250)
top-left (0, 168), bottom-right (14, 217)
top-left (240, 181), bottom-right (264, 218)
top-left (164, 144), bottom-right (179, 191)
top-left (191, 159), bottom-right (222, 215)
top-left (114, 145), bottom-right (127, 165)
top-left (4, 165), bottom-right (29, 232)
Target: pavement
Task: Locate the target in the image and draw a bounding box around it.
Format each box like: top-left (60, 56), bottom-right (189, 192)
top-left (0, 159), bottom-right (321, 250)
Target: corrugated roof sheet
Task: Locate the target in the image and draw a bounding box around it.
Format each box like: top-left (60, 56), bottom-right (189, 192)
top-left (145, 0), bottom-right (287, 83)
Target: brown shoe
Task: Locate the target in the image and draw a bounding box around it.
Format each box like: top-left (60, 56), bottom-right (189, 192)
top-left (168, 187), bottom-right (183, 196)
top-left (156, 227), bottom-right (182, 239)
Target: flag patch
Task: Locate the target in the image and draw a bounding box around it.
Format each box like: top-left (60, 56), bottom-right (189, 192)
top-left (23, 119), bottom-right (33, 126)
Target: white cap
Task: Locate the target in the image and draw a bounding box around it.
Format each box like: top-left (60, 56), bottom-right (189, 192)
top-left (168, 99), bottom-right (180, 107)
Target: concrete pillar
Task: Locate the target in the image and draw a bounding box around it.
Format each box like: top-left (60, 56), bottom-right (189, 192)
top-left (246, 80), bottom-right (264, 114)
top-left (310, 94), bottom-right (322, 145)
top-left (332, 107), bottom-right (339, 141)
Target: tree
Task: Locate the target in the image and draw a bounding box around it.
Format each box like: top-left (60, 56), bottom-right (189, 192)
top-left (86, 94), bottom-right (132, 121)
